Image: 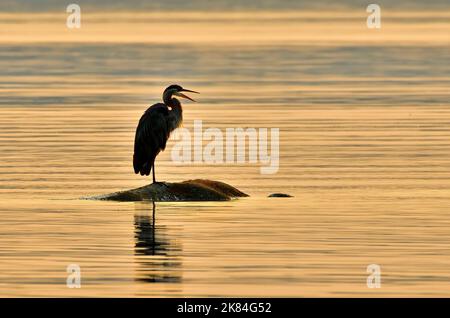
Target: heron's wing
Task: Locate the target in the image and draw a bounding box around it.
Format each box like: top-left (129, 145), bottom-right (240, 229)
top-left (135, 104), bottom-right (170, 148)
top-left (133, 103), bottom-right (170, 175)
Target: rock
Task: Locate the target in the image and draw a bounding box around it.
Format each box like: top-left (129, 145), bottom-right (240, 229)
top-left (268, 193), bottom-right (293, 198)
top-left (87, 179), bottom-right (249, 202)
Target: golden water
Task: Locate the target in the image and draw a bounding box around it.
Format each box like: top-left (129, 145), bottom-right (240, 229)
top-left (0, 10), bottom-right (449, 296)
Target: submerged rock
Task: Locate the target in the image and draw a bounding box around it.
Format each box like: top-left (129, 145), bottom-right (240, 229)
top-left (88, 179), bottom-right (249, 202)
top-left (268, 193), bottom-right (293, 198)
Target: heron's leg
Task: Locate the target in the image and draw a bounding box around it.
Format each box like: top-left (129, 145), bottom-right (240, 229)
top-left (152, 163), bottom-right (156, 183)
top-left (152, 162), bottom-right (166, 187)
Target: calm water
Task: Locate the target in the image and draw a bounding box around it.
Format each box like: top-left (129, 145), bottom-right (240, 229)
top-left (0, 9), bottom-right (450, 296)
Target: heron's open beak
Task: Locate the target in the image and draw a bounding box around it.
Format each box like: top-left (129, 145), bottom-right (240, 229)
top-left (175, 89), bottom-right (199, 102)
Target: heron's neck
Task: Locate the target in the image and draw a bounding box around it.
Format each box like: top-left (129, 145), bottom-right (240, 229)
top-left (165, 96), bottom-right (182, 111)
top-left (163, 91), bottom-right (173, 106)
top-left (166, 97), bottom-right (183, 130)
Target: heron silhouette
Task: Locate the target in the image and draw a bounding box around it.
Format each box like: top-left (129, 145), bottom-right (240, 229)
top-left (133, 85), bottom-right (199, 183)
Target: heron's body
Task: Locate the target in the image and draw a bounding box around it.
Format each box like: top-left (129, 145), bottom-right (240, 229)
top-left (133, 85), bottom-right (198, 183)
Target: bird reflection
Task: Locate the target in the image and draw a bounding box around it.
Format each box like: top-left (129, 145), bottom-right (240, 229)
top-left (134, 201), bottom-right (182, 283)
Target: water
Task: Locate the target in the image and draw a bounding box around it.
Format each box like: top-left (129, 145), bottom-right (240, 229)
top-left (0, 8), bottom-right (450, 296)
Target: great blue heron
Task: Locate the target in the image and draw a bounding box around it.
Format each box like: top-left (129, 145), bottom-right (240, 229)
top-left (133, 84), bottom-right (199, 183)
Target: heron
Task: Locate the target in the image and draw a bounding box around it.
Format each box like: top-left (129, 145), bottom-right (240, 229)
top-left (133, 84), bottom-right (199, 183)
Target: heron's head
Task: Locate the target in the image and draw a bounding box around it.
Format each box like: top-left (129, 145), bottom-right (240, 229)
top-left (163, 84), bottom-right (199, 103)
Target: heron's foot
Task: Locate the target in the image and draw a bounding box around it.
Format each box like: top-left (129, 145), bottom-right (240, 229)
top-left (152, 181), bottom-right (168, 187)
